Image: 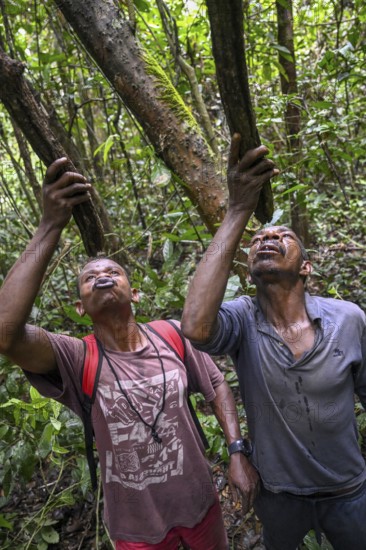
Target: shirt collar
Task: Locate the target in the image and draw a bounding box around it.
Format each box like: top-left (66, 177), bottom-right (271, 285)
top-left (253, 292), bottom-right (322, 329)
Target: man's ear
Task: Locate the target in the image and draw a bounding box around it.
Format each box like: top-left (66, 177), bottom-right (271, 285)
top-left (131, 288), bottom-right (140, 304)
top-left (300, 260), bottom-right (312, 278)
top-left (76, 300), bottom-right (85, 317)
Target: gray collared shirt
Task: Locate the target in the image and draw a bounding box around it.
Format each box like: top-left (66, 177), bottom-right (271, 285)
top-left (195, 293), bottom-right (366, 494)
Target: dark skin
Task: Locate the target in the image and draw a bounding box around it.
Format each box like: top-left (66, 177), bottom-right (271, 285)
top-left (247, 226), bottom-right (314, 360)
top-left (76, 258), bottom-right (143, 351)
top-left (0, 158), bottom-right (91, 373)
top-left (0, 156), bottom-right (259, 512)
top-left (182, 137), bottom-right (313, 357)
top-left (182, 135), bottom-right (318, 511)
top-left (182, 134), bottom-right (280, 344)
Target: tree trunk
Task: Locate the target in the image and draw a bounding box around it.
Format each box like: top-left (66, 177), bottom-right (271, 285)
top-left (0, 48), bottom-right (106, 257)
top-left (276, 0), bottom-right (309, 246)
top-left (205, 0), bottom-right (274, 224)
top-left (53, 0), bottom-right (227, 235)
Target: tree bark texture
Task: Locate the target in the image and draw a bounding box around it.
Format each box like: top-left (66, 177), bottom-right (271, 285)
top-left (53, 0), bottom-right (227, 235)
top-left (276, 0), bottom-right (309, 245)
top-left (0, 48), bottom-right (106, 257)
top-left (205, 0), bottom-right (274, 224)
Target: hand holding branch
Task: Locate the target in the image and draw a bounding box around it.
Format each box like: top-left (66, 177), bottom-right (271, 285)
top-left (42, 157), bottom-right (91, 230)
top-left (227, 134), bottom-right (279, 214)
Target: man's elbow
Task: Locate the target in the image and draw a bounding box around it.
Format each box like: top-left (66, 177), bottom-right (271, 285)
top-left (181, 314), bottom-right (217, 344)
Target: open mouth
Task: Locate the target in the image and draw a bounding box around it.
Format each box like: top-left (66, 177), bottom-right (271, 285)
top-left (257, 242), bottom-right (285, 256)
top-left (93, 278), bottom-right (115, 290)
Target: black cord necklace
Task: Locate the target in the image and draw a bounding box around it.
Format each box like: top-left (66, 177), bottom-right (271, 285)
top-left (98, 324), bottom-right (166, 444)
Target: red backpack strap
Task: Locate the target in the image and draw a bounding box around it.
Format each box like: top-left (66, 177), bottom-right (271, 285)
top-left (82, 334), bottom-right (103, 402)
top-left (146, 319), bottom-right (185, 362)
top-left (81, 334), bottom-right (103, 491)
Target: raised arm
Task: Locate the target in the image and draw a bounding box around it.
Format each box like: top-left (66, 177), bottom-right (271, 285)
top-left (181, 134), bottom-right (278, 343)
top-left (0, 158), bottom-right (91, 373)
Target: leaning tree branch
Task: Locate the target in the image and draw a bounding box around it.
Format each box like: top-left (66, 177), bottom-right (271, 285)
top-left (205, 0), bottom-right (274, 223)
top-left (0, 47), bottom-right (106, 257)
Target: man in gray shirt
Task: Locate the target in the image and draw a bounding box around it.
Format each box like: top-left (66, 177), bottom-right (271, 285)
top-left (182, 134), bottom-right (366, 549)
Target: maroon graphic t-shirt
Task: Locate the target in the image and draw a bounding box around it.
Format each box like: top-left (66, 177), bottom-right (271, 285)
top-left (25, 325), bottom-right (224, 543)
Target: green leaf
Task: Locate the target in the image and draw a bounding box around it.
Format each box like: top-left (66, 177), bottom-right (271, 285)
top-left (14, 442), bottom-right (36, 482)
top-left (268, 208), bottom-right (284, 226)
top-left (272, 44), bottom-right (291, 55)
top-left (0, 425), bottom-right (9, 439)
top-left (279, 184), bottom-right (307, 196)
top-left (30, 386), bottom-right (41, 401)
top-left (62, 305), bottom-right (92, 326)
top-left (58, 491), bottom-right (76, 506)
top-left (0, 514), bottom-right (13, 530)
top-left (93, 134), bottom-right (119, 163)
top-left (134, 0), bottom-right (150, 11)
top-left (38, 423), bottom-right (54, 459)
top-left (224, 276), bottom-right (240, 302)
top-left (50, 417), bottom-right (62, 431)
top-left (2, 463), bottom-right (12, 497)
top-left (52, 443), bottom-right (70, 455)
top-left (104, 134), bottom-right (118, 164)
top-left (313, 101), bottom-right (333, 109)
top-left (162, 239), bottom-right (174, 261)
top-left (41, 526), bottom-right (60, 544)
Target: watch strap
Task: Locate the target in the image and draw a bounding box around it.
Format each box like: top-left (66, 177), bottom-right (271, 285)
top-left (228, 438), bottom-right (252, 457)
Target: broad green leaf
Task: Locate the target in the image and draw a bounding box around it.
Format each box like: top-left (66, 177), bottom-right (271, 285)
top-left (30, 386), bottom-right (43, 402)
top-left (14, 442), bottom-right (36, 481)
top-left (0, 514), bottom-right (13, 530)
top-left (279, 184), bottom-right (307, 196)
top-left (0, 425), bottom-right (9, 439)
top-left (162, 239), bottom-right (174, 261)
top-left (38, 423), bottom-right (54, 459)
top-left (52, 443), bottom-right (70, 455)
top-left (62, 305), bottom-right (92, 326)
top-left (134, 0), bottom-right (150, 12)
top-left (268, 208), bottom-right (284, 226)
top-left (2, 465), bottom-right (12, 497)
top-left (50, 417), bottom-right (62, 431)
top-left (58, 491), bottom-right (76, 506)
top-left (224, 276), bottom-right (240, 302)
top-left (41, 526), bottom-right (60, 544)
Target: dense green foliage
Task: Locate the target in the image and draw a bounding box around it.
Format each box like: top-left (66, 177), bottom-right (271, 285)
top-left (0, 0), bottom-right (365, 548)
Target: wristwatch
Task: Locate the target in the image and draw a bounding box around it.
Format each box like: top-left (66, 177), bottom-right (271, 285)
top-left (228, 438), bottom-right (252, 457)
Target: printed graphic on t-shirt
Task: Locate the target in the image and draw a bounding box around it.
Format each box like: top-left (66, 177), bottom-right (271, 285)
top-left (99, 369), bottom-right (185, 490)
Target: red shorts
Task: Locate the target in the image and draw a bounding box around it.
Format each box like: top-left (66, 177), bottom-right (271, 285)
top-left (115, 496), bottom-right (228, 550)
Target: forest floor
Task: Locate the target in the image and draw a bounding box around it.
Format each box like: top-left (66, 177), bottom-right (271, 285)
top-left (1, 460), bottom-right (266, 550)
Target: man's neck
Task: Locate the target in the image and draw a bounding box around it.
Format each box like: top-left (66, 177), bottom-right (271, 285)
top-left (92, 315), bottom-right (146, 352)
top-left (256, 284), bottom-right (316, 360)
top-left (256, 283), bottom-right (308, 327)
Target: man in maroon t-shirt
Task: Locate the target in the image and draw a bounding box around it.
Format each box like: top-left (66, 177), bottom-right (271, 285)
top-left (0, 158), bottom-right (260, 549)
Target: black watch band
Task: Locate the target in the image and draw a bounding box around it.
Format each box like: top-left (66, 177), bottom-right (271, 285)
top-left (228, 438), bottom-right (252, 457)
